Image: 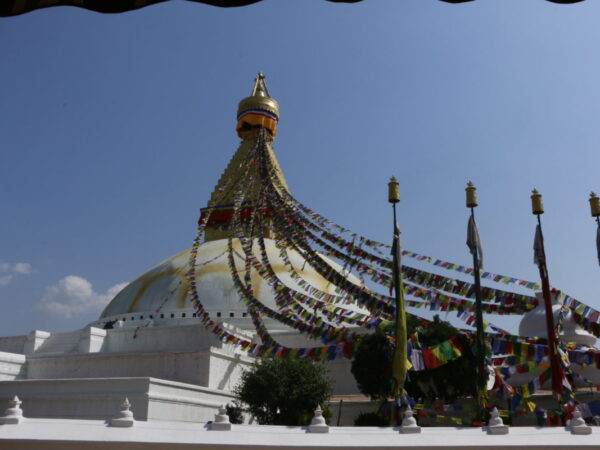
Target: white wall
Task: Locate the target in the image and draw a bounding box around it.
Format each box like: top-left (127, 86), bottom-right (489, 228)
top-left (0, 377), bottom-right (235, 422)
top-left (0, 353), bottom-right (25, 381)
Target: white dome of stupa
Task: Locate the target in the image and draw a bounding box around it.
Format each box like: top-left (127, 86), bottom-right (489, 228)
top-left (519, 291), bottom-right (596, 347)
top-left (95, 238), bottom-right (366, 331)
top-left (506, 291), bottom-right (599, 387)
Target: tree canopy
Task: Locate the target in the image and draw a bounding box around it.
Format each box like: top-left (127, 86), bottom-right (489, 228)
top-left (351, 315), bottom-right (476, 403)
top-left (234, 358), bottom-right (332, 425)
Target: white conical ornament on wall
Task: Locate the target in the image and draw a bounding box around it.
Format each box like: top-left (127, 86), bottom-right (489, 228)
top-left (308, 405), bottom-right (329, 433)
top-left (399, 406), bottom-right (421, 434)
top-left (210, 405), bottom-right (232, 431)
top-left (486, 407), bottom-right (508, 435)
top-left (110, 398), bottom-right (135, 427)
top-left (569, 410), bottom-right (592, 435)
top-left (0, 396), bottom-right (24, 425)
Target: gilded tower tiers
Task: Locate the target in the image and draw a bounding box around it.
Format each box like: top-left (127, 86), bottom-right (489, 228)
top-left (202, 73), bottom-right (290, 242)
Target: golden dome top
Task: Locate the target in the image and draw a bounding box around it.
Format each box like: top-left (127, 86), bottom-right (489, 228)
top-left (237, 72), bottom-right (279, 121)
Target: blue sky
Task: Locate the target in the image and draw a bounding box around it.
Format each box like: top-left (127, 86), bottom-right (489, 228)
top-left (0, 0), bottom-right (599, 336)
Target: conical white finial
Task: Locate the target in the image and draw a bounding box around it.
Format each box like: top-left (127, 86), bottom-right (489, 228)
top-left (308, 405), bottom-right (329, 433)
top-left (570, 410), bottom-right (592, 435)
top-left (489, 408), bottom-right (503, 426)
top-left (0, 396), bottom-right (24, 425)
top-left (210, 405), bottom-right (232, 431)
top-left (487, 407), bottom-right (508, 434)
top-left (399, 406), bottom-right (421, 434)
top-left (110, 397), bottom-right (135, 427)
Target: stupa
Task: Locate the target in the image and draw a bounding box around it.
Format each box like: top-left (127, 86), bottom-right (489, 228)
top-left (98, 74), bottom-right (366, 333)
top-left (1, 74), bottom-right (599, 429)
top-left (508, 291), bottom-right (599, 387)
top-left (0, 74), bottom-right (376, 421)
top-left (0, 74), bottom-right (366, 424)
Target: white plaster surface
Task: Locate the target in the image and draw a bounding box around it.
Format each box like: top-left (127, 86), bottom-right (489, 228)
top-left (0, 419), bottom-right (599, 449)
top-left (0, 321), bottom-right (360, 397)
top-left (0, 377), bottom-right (235, 422)
top-left (23, 331), bottom-right (50, 355)
top-left (0, 353), bottom-right (25, 381)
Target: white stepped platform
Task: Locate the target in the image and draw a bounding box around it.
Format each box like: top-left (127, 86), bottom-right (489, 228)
top-left (0, 353), bottom-right (25, 381)
top-left (0, 377), bottom-right (234, 423)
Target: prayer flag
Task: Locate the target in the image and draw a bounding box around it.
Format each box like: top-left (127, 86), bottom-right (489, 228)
top-left (389, 222), bottom-right (402, 295)
top-left (596, 226), bottom-right (600, 266)
top-left (391, 221), bottom-right (407, 395)
top-left (533, 224), bottom-right (544, 266)
top-left (466, 215), bottom-right (484, 269)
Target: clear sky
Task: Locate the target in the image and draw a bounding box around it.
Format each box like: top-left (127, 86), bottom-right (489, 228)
top-left (1, 0), bottom-right (599, 337)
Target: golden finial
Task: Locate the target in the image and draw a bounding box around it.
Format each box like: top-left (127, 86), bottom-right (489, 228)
top-left (236, 72), bottom-right (279, 140)
top-left (589, 192), bottom-right (600, 218)
top-left (466, 181), bottom-right (478, 208)
top-left (388, 176), bottom-right (400, 204)
top-left (531, 189), bottom-right (544, 215)
top-left (251, 72), bottom-right (269, 97)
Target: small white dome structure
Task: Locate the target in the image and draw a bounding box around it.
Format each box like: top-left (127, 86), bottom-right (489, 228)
top-left (519, 292), bottom-right (596, 347)
top-left (509, 291), bottom-right (599, 387)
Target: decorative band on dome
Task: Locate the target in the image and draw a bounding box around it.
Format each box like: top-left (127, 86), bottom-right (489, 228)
top-left (237, 109), bottom-right (279, 122)
top-left (200, 203), bottom-right (274, 225)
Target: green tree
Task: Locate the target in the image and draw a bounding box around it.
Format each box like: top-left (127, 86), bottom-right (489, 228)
top-left (225, 403), bottom-right (244, 424)
top-left (234, 358), bottom-right (332, 425)
top-left (351, 327), bottom-right (394, 401)
top-left (351, 315), bottom-right (476, 403)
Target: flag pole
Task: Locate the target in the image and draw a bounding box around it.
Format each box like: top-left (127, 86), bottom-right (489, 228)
top-left (388, 177), bottom-right (407, 419)
top-left (465, 182), bottom-right (487, 421)
top-left (589, 192), bottom-right (600, 267)
top-left (530, 189), bottom-right (565, 408)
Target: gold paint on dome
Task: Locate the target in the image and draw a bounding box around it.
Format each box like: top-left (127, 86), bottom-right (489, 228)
top-left (100, 240), bottom-right (365, 322)
top-left (126, 265), bottom-right (188, 313)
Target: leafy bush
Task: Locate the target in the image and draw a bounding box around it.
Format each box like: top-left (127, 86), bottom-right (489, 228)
top-left (351, 328), bottom-right (394, 400)
top-left (354, 412), bottom-right (390, 427)
top-left (226, 403), bottom-right (244, 424)
top-left (234, 358), bottom-right (332, 425)
top-left (351, 315), bottom-right (476, 403)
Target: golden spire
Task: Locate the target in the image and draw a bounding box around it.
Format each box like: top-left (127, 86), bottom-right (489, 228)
top-left (202, 74), bottom-right (289, 242)
top-left (251, 72), bottom-right (270, 97)
top-left (236, 72), bottom-right (279, 140)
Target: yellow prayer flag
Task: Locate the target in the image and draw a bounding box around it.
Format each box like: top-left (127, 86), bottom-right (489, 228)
top-left (391, 223), bottom-right (407, 395)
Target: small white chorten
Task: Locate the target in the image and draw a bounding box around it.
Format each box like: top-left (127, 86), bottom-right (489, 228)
top-left (308, 405), bottom-right (329, 433)
top-left (0, 396), bottom-right (24, 425)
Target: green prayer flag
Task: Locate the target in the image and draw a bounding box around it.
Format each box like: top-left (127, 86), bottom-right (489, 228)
top-left (440, 341), bottom-right (454, 361)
